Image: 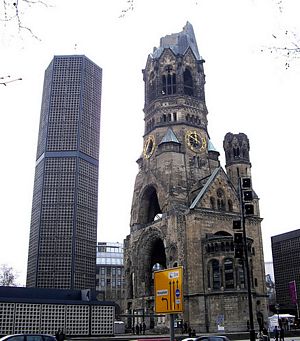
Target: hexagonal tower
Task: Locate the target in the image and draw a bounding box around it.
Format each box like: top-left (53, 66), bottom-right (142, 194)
top-left (124, 23), bottom-right (267, 333)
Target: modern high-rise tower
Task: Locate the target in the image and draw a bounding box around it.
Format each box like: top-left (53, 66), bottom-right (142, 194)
top-left (26, 55), bottom-right (102, 290)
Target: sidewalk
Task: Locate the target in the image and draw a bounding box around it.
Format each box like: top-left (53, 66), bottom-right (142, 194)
top-left (67, 330), bottom-right (300, 341)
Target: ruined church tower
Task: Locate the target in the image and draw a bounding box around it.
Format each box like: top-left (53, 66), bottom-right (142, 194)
top-left (124, 22), bottom-right (267, 333)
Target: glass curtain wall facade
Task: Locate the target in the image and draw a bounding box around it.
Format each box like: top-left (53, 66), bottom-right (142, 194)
top-left (96, 242), bottom-right (124, 300)
top-left (26, 55), bottom-right (102, 290)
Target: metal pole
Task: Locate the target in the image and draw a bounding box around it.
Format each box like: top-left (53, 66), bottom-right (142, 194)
top-left (240, 177), bottom-right (256, 341)
top-left (170, 314), bottom-right (175, 341)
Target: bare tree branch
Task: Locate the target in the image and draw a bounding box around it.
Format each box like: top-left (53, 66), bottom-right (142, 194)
top-left (118, 0), bottom-right (134, 19)
top-left (261, 29), bottom-right (300, 69)
top-left (0, 75), bottom-right (22, 86)
top-left (1, 0), bottom-right (50, 40)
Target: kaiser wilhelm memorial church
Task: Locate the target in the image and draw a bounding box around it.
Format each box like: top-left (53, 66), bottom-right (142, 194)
top-left (124, 22), bottom-right (267, 333)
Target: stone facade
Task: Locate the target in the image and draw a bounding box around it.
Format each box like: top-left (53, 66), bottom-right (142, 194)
top-left (124, 22), bottom-right (267, 333)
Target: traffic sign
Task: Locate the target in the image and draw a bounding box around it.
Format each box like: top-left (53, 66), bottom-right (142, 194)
top-left (154, 266), bottom-right (183, 314)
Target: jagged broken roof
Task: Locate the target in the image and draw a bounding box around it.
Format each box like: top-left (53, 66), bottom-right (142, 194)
top-left (151, 22), bottom-right (202, 60)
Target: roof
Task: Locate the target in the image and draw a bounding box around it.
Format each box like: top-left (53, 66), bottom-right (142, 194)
top-left (190, 167), bottom-right (221, 209)
top-left (0, 286), bottom-right (115, 306)
top-left (151, 22), bottom-right (202, 60)
top-left (207, 139), bottom-right (218, 152)
top-left (159, 128), bottom-right (180, 144)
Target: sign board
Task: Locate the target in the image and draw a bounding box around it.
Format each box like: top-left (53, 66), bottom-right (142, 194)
top-left (154, 266), bottom-right (183, 314)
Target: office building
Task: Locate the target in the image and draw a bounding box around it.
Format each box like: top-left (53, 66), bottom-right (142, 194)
top-left (26, 55), bottom-right (102, 290)
top-left (272, 229), bottom-right (300, 312)
top-left (96, 242), bottom-right (124, 302)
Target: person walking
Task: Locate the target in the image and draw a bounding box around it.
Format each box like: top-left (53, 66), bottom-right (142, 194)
top-left (135, 324), bottom-right (139, 335)
top-left (262, 326), bottom-right (269, 341)
top-left (280, 326), bottom-right (285, 341)
top-left (274, 326), bottom-right (279, 341)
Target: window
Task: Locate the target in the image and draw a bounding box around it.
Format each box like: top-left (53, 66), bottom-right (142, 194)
top-left (224, 258), bottom-right (234, 289)
top-left (162, 66), bottom-right (176, 95)
top-left (237, 259), bottom-right (245, 288)
top-left (217, 188), bottom-right (226, 211)
top-left (27, 337), bottom-right (44, 341)
top-left (210, 197), bottom-right (216, 209)
top-left (228, 199), bottom-right (233, 212)
top-left (212, 259), bottom-right (221, 289)
top-left (183, 69), bottom-right (194, 96)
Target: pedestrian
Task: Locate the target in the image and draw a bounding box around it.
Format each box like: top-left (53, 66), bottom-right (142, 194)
top-left (183, 321), bottom-right (188, 333)
top-left (142, 322), bottom-right (146, 335)
top-left (59, 330), bottom-right (65, 341)
top-left (279, 327), bottom-right (284, 341)
top-left (136, 324), bottom-right (139, 335)
top-left (274, 326), bottom-right (279, 341)
top-left (55, 329), bottom-right (60, 341)
top-left (262, 326), bottom-right (268, 341)
top-left (188, 326), bottom-right (192, 337)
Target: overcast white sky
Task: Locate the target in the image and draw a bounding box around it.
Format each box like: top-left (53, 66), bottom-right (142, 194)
top-left (1, 0), bottom-right (300, 285)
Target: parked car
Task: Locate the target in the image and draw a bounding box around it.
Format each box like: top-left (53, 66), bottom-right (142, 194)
top-left (199, 337), bottom-right (229, 341)
top-left (182, 336), bottom-right (230, 341)
top-left (0, 335), bottom-right (57, 341)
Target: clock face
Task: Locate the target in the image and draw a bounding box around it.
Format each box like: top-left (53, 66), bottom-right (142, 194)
top-left (143, 135), bottom-right (155, 159)
top-left (185, 130), bottom-right (206, 152)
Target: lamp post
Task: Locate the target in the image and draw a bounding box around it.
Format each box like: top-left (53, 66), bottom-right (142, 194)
top-left (275, 303), bottom-right (280, 326)
top-left (239, 177), bottom-right (256, 341)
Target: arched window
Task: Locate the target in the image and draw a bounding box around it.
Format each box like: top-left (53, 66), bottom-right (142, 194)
top-left (183, 68), bottom-right (194, 96)
top-left (228, 199), bottom-right (233, 212)
top-left (224, 258), bottom-right (234, 289)
top-left (138, 186), bottom-right (162, 224)
top-left (162, 66), bottom-right (176, 95)
top-left (217, 188), bottom-right (226, 211)
top-left (149, 72), bottom-right (156, 101)
top-left (210, 197), bottom-right (216, 209)
top-left (233, 147), bottom-right (240, 158)
top-left (212, 259), bottom-right (221, 289)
